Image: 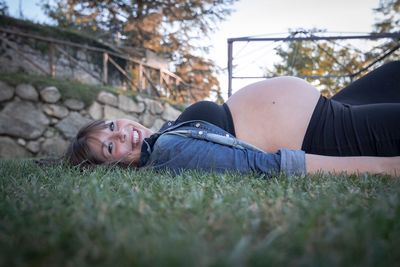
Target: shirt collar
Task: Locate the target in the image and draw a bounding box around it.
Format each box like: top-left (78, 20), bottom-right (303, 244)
top-left (139, 134), bottom-right (159, 167)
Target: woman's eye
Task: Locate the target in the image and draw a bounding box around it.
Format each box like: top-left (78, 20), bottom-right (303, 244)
top-left (109, 122), bottom-right (115, 131)
top-left (108, 143), bottom-right (113, 154)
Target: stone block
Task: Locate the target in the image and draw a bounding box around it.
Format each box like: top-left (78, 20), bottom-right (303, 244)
top-left (88, 101), bottom-right (103, 120)
top-left (40, 86), bottom-right (61, 103)
top-left (0, 81), bottom-right (14, 102)
top-left (26, 140), bottom-right (40, 153)
top-left (40, 136), bottom-right (69, 157)
top-left (104, 105), bottom-right (139, 121)
top-left (64, 98), bottom-right (85, 110)
top-left (144, 98), bottom-right (164, 115)
top-left (0, 100), bottom-right (49, 139)
top-left (140, 112), bottom-right (157, 128)
top-left (44, 128), bottom-right (55, 138)
top-left (50, 118), bottom-right (59, 125)
top-left (15, 84), bottom-right (38, 101)
top-left (118, 95), bottom-right (145, 113)
top-left (0, 136), bottom-right (31, 157)
top-left (17, 138), bottom-right (26, 146)
top-left (135, 94), bottom-right (145, 102)
top-left (55, 112), bottom-right (92, 140)
top-left (42, 104), bottom-right (69, 119)
top-left (97, 91), bottom-right (118, 107)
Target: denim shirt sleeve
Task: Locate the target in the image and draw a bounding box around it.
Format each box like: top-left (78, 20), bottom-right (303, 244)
top-left (279, 149), bottom-right (306, 176)
top-left (145, 132), bottom-right (306, 176)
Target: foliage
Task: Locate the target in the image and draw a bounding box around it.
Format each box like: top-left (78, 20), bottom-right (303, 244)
top-left (0, 0), bottom-right (8, 16)
top-left (40, 0), bottom-right (238, 101)
top-left (175, 54), bottom-right (221, 102)
top-left (373, 0), bottom-right (400, 33)
top-left (0, 159), bottom-right (399, 266)
top-left (370, 0), bottom-right (400, 63)
top-left (266, 29), bottom-right (366, 96)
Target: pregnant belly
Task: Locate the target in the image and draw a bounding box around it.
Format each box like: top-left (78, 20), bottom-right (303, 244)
top-left (226, 77), bottom-right (320, 152)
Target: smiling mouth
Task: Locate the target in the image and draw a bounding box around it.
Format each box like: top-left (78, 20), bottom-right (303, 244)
top-left (131, 129), bottom-right (141, 148)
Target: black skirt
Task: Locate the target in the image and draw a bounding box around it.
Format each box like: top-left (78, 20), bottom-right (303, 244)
top-left (301, 95), bottom-right (400, 156)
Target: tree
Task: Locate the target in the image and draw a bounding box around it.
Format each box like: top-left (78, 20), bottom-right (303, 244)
top-left (265, 1), bottom-right (400, 96)
top-left (40, 0), bottom-right (238, 101)
top-left (373, 0), bottom-right (400, 32)
top-left (370, 0), bottom-right (400, 63)
top-left (0, 0), bottom-right (8, 15)
top-left (265, 29), bottom-right (365, 96)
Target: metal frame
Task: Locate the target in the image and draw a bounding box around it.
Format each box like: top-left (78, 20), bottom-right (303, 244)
top-left (227, 32), bottom-right (400, 97)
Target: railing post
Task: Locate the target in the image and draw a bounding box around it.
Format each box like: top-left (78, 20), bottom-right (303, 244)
top-left (159, 70), bottom-right (163, 94)
top-left (227, 39), bottom-right (233, 98)
top-left (49, 43), bottom-right (56, 77)
top-left (103, 52), bottom-right (108, 84)
top-left (138, 63), bottom-right (143, 91)
top-left (146, 69), bottom-right (151, 95)
top-left (187, 85), bottom-right (191, 104)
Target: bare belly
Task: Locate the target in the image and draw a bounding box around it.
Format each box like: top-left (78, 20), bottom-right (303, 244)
top-left (226, 77), bottom-right (320, 152)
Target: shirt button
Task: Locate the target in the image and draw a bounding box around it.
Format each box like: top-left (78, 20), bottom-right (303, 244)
top-left (198, 131), bottom-right (203, 135)
top-left (167, 122), bottom-right (172, 126)
top-left (195, 123), bottom-right (200, 128)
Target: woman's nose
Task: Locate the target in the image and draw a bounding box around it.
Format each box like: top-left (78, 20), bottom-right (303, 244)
top-left (115, 128), bottom-right (127, 142)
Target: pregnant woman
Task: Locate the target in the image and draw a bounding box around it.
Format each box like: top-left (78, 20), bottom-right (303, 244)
top-left (65, 61), bottom-right (400, 176)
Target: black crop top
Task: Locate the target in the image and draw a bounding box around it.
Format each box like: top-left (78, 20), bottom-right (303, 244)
top-left (175, 101), bottom-right (236, 136)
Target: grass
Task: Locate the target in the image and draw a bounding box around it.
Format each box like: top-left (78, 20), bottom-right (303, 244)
top-left (0, 159), bottom-right (399, 267)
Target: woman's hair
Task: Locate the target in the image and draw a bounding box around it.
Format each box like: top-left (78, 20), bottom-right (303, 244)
top-left (35, 119), bottom-right (136, 169)
top-left (64, 119), bottom-right (108, 167)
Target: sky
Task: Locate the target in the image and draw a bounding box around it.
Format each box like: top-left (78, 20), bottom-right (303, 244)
top-left (5, 0), bottom-right (380, 98)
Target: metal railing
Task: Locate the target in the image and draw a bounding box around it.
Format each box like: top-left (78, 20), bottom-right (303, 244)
top-left (0, 27), bottom-right (193, 102)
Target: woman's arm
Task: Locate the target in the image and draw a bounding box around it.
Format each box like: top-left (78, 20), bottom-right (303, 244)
top-left (306, 154), bottom-right (400, 176)
top-left (149, 131), bottom-right (399, 177)
top-left (148, 133), bottom-right (304, 176)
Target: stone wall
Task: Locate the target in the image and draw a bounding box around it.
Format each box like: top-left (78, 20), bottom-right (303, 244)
top-left (0, 80), bottom-right (181, 158)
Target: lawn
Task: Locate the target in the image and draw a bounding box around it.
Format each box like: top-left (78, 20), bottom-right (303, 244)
top-left (1, 159), bottom-right (399, 267)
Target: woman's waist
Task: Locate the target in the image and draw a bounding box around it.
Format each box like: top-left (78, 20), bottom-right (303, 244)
top-left (230, 93), bottom-right (321, 152)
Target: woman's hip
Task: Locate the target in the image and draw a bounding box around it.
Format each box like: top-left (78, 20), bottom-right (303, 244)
top-left (302, 97), bottom-right (400, 156)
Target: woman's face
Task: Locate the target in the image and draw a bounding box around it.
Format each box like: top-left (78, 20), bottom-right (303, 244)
top-left (88, 119), bottom-right (154, 166)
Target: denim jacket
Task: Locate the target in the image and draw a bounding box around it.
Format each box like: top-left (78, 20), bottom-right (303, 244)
top-left (139, 120), bottom-right (306, 176)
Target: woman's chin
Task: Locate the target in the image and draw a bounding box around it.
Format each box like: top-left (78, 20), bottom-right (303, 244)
top-left (121, 156), bottom-right (138, 167)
